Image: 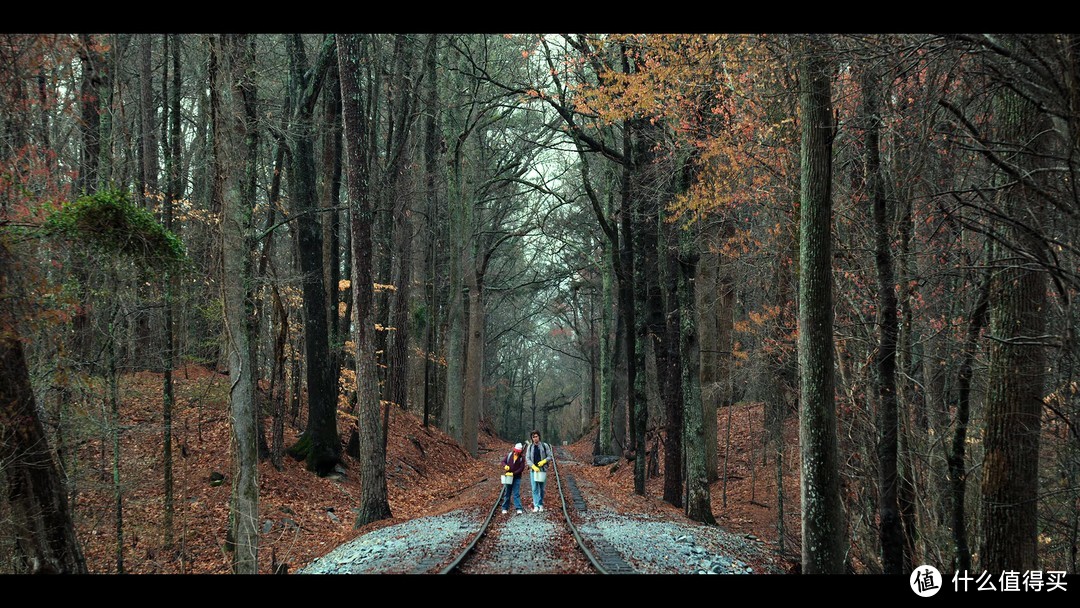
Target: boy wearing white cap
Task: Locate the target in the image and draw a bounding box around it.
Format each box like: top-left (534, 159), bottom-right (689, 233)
top-left (501, 442), bottom-right (526, 514)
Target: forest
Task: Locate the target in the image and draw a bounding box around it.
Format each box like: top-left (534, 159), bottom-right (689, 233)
top-left (0, 33), bottom-right (1077, 576)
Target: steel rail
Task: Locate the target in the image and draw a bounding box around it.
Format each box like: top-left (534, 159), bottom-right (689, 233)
top-left (440, 447), bottom-right (607, 574)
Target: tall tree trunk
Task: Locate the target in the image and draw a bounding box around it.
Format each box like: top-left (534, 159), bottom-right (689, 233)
top-left (980, 84), bottom-right (1048, 574)
top-left (696, 232), bottom-right (718, 481)
top-left (318, 60), bottom-right (344, 460)
top-left (75, 34), bottom-right (106, 196)
top-left (211, 33), bottom-right (259, 575)
top-left (767, 231), bottom-right (797, 556)
top-left (697, 214), bottom-right (729, 487)
top-left (270, 282), bottom-right (288, 471)
top-left (895, 185), bottom-right (920, 568)
top-left (631, 121), bottom-right (660, 497)
top-left (320, 60), bottom-right (343, 355)
top-left (384, 240), bottom-right (410, 450)
top-left (463, 268), bottom-right (483, 456)
top-left (662, 222), bottom-right (684, 508)
top-left (680, 244), bottom-right (715, 524)
top-left (254, 121), bottom-right (288, 461)
top-left (71, 34), bottom-right (109, 368)
top-left (96, 35), bottom-right (122, 195)
top-left (861, 68), bottom-right (904, 575)
top-left (186, 39), bottom-right (220, 368)
top-left (104, 310), bottom-right (124, 573)
top-left (797, 35), bottom-right (845, 574)
top-left (775, 418), bottom-right (786, 555)
top-left (418, 34), bottom-right (440, 428)
top-left (0, 243), bottom-right (88, 574)
top-left (252, 108), bottom-right (289, 465)
top-left (383, 34), bottom-right (421, 452)
top-left (714, 259), bottom-right (734, 485)
top-left (138, 34), bottom-right (159, 207)
top-left (460, 128), bottom-right (511, 457)
top-left (133, 35), bottom-right (159, 371)
top-left (950, 274), bottom-right (989, 572)
top-left (160, 32), bottom-right (182, 551)
top-left (616, 117), bottom-right (636, 464)
top-left (586, 283), bottom-right (598, 437)
top-left (922, 328), bottom-right (952, 528)
top-left (285, 34), bottom-right (341, 476)
top-left (599, 236), bottom-right (615, 455)
top-left (339, 33), bottom-right (392, 526)
top-left (445, 117), bottom-right (467, 443)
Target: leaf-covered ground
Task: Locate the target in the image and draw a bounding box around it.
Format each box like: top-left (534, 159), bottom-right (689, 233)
top-left (70, 366), bottom-right (798, 574)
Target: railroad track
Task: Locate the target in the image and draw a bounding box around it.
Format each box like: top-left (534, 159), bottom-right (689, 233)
top-left (437, 446), bottom-right (634, 574)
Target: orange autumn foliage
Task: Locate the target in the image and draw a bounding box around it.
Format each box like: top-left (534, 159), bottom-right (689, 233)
top-left (571, 34), bottom-right (799, 253)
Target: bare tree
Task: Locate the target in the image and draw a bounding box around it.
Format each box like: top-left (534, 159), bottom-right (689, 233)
top-left (796, 35), bottom-right (845, 574)
top-left (339, 33), bottom-right (392, 526)
top-left (210, 33), bottom-right (259, 574)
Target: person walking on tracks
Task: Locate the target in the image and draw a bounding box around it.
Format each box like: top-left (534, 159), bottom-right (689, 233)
top-left (502, 442), bottom-right (526, 514)
top-left (525, 430), bottom-right (553, 512)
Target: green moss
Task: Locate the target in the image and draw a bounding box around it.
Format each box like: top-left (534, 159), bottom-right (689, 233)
top-left (43, 189), bottom-right (186, 271)
top-left (286, 433), bottom-right (311, 461)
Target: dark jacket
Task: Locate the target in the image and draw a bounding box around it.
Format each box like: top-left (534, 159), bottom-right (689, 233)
top-left (503, 450), bottom-right (526, 479)
top-left (525, 441), bottom-right (553, 472)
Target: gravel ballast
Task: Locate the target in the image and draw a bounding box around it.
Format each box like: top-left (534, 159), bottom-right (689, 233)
top-left (299, 504), bottom-right (784, 574)
top-left (576, 511), bottom-right (784, 574)
top-left (298, 510), bottom-right (481, 574)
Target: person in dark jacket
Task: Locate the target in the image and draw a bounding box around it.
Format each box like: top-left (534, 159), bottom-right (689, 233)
top-left (525, 430), bottom-right (553, 512)
top-left (501, 442), bottom-right (526, 514)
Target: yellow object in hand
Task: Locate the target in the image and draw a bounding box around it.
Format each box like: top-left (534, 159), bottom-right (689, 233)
top-left (504, 465), bottom-right (510, 471)
top-left (538, 459), bottom-right (548, 467)
top-left (531, 465), bottom-right (540, 472)
top-left (504, 471), bottom-right (514, 477)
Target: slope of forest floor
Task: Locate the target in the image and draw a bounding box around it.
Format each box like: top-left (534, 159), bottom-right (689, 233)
top-left (70, 366), bottom-right (799, 574)
top-left (560, 402), bottom-right (802, 571)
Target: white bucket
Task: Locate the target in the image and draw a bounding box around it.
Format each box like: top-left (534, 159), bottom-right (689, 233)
top-left (501, 474), bottom-right (514, 485)
top-left (533, 471), bottom-right (547, 483)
